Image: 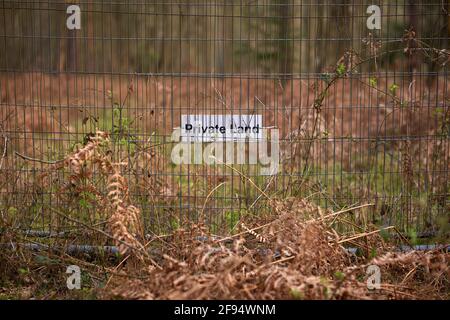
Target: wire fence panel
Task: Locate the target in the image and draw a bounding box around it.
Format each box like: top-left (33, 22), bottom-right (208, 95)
top-left (0, 1), bottom-right (448, 239)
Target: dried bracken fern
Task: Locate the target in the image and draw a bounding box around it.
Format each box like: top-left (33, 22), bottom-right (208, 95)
top-left (106, 169), bottom-right (144, 255)
top-left (66, 131), bottom-right (109, 175)
top-left (43, 131), bottom-right (145, 256)
top-left (105, 197), bottom-right (449, 300)
top-left (4, 127), bottom-right (449, 301)
top-left (240, 222), bottom-right (267, 244)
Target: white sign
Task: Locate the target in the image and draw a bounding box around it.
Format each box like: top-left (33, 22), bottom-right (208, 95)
top-left (66, 265), bottom-right (81, 290)
top-left (66, 5), bottom-right (81, 30)
top-left (180, 114), bottom-right (263, 142)
top-left (366, 264), bottom-right (381, 290)
top-left (366, 5), bottom-right (381, 30)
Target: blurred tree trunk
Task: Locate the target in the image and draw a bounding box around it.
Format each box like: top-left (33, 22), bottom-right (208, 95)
top-left (277, 0), bottom-right (293, 83)
top-left (314, 1), bottom-right (326, 73)
top-left (67, 28), bottom-right (77, 72)
top-left (60, 2), bottom-right (78, 72)
top-left (179, 5), bottom-right (191, 72)
top-left (330, 0), bottom-right (351, 63)
top-left (87, 0), bottom-right (94, 72)
top-left (214, 5), bottom-right (225, 77)
top-left (157, 4), bottom-right (168, 72)
top-left (426, 2), bottom-right (449, 88)
top-left (407, 0), bottom-right (418, 74)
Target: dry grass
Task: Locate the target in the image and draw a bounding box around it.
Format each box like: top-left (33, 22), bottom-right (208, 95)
top-left (103, 195), bottom-right (449, 300)
top-left (0, 62), bottom-right (449, 300)
top-left (58, 131), bottom-right (147, 257)
top-left (0, 24), bottom-right (448, 301)
top-left (0, 128), bottom-right (448, 299)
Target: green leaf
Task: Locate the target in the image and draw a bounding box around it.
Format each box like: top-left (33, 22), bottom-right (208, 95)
top-left (379, 228), bottom-right (391, 241)
top-left (18, 268), bottom-right (28, 275)
top-left (320, 73), bottom-right (332, 84)
top-left (290, 288), bottom-right (303, 300)
top-left (336, 63), bottom-right (346, 76)
top-left (369, 247), bottom-right (377, 259)
top-left (389, 83), bottom-right (399, 95)
top-left (408, 228), bottom-right (418, 245)
top-left (334, 271), bottom-right (345, 281)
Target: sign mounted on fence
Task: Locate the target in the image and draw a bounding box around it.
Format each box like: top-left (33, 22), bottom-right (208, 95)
top-left (181, 114), bottom-right (263, 142)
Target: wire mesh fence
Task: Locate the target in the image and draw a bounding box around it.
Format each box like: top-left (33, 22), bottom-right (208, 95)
top-left (0, 1), bottom-right (448, 240)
